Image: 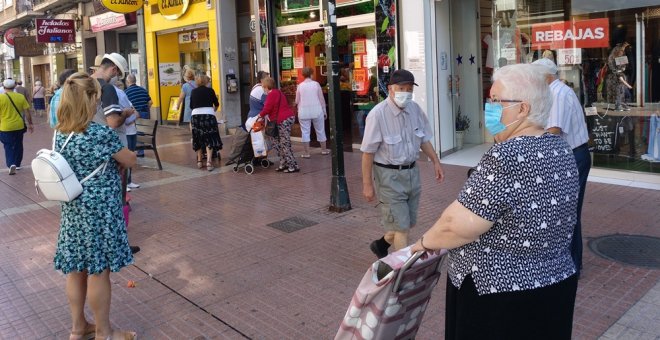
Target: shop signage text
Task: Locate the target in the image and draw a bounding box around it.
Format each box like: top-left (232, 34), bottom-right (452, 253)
top-left (90, 12), bottom-right (128, 32)
top-left (36, 19), bottom-right (75, 43)
top-left (158, 0), bottom-right (190, 20)
top-left (532, 18), bottom-right (609, 49)
top-left (47, 43), bottom-right (81, 55)
top-left (100, 0), bottom-right (144, 14)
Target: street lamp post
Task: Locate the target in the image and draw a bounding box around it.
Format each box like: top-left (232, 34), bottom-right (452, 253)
top-left (322, 0), bottom-right (351, 212)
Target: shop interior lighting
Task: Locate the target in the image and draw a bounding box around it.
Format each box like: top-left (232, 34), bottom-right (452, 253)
top-left (310, 11), bottom-right (317, 19)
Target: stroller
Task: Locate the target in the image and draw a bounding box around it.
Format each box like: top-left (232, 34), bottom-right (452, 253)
top-left (226, 127), bottom-right (271, 174)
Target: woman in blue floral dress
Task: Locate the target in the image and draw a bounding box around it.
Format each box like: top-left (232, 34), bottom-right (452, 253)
top-left (53, 72), bottom-right (137, 340)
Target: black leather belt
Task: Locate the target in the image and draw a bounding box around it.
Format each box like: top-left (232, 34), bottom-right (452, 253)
top-left (373, 161), bottom-right (416, 170)
top-left (573, 143), bottom-right (588, 151)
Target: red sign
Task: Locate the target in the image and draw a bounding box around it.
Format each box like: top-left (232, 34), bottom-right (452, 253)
top-left (36, 19), bottom-right (75, 43)
top-left (3, 28), bottom-right (22, 47)
top-left (531, 18), bottom-right (609, 49)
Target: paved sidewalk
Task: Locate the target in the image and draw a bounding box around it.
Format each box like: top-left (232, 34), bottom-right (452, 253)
top-left (1, 119), bottom-right (659, 339)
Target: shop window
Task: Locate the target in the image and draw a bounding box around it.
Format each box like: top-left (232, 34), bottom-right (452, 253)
top-left (276, 25), bottom-right (378, 144)
top-left (488, 1), bottom-right (660, 173)
top-left (178, 29), bottom-right (211, 78)
top-left (274, 0), bottom-right (374, 26)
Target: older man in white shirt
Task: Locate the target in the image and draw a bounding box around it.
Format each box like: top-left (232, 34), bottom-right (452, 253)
top-left (532, 57), bottom-right (590, 277)
top-left (361, 69), bottom-right (445, 258)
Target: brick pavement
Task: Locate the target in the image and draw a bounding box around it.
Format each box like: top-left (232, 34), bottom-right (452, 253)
top-left (1, 118), bottom-right (658, 339)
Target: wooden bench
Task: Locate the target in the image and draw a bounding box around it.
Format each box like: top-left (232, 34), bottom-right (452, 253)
top-left (135, 118), bottom-right (162, 170)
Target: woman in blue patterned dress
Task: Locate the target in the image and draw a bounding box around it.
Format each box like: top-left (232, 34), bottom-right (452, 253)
top-left (53, 72), bottom-right (137, 340)
top-left (411, 64), bottom-right (579, 339)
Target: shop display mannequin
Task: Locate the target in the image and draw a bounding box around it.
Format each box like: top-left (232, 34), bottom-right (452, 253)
top-left (607, 42), bottom-right (633, 111)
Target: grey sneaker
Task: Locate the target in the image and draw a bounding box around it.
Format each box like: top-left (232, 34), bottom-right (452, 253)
top-left (127, 182), bottom-right (140, 189)
top-left (8, 165), bottom-right (16, 175)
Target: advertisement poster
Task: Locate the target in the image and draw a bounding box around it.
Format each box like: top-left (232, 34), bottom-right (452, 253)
top-left (281, 58), bottom-right (293, 70)
top-left (159, 63), bottom-right (181, 86)
top-left (283, 46), bottom-right (292, 58)
top-left (352, 68), bottom-right (367, 92)
top-left (294, 57), bottom-right (304, 69)
top-left (166, 96), bottom-right (180, 121)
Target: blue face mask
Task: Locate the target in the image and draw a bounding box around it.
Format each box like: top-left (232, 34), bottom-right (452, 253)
top-left (484, 102), bottom-right (521, 136)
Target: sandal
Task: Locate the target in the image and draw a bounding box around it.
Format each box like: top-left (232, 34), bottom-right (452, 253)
top-left (283, 168), bottom-right (300, 173)
top-left (275, 165), bottom-right (287, 172)
top-left (207, 162), bottom-right (214, 171)
top-left (70, 323), bottom-right (96, 340)
top-left (197, 161), bottom-right (203, 169)
top-left (321, 149), bottom-right (330, 155)
top-left (96, 329), bottom-right (137, 340)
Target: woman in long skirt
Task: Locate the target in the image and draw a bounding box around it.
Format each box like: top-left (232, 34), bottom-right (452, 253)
top-left (189, 74), bottom-right (222, 171)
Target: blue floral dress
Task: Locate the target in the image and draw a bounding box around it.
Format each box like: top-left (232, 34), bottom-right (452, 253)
top-left (53, 122), bottom-right (133, 274)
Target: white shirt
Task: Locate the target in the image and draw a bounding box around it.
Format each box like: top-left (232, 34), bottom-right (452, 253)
top-left (545, 79), bottom-right (589, 149)
top-left (115, 86), bottom-right (133, 141)
top-left (295, 78), bottom-right (326, 114)
top-left (360, 98), bottom-right (433, 165)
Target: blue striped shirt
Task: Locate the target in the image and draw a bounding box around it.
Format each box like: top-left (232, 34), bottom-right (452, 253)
top-left (546, 79), bottom-right (589, 149)
top-left (124, 84), bottom-right (151, 115)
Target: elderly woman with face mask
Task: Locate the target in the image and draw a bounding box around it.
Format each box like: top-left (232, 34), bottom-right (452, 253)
top-left (411, 64), bottom-right (580, 339)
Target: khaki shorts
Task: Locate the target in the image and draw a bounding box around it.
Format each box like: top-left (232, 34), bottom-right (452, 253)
top-left (373, 165), bottom-right (422, 232)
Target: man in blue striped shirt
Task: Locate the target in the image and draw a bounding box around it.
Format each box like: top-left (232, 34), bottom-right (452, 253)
top-left (124, 74), bottom-right (152, 156)
top-left (533, 57), bottom-right (590, 277)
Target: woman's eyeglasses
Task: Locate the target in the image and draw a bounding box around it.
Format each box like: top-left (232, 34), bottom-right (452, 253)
top-left (487, 98), bottom-right (523, 104)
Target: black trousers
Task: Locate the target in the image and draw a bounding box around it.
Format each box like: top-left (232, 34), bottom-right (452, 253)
top-left (445, 274), bottom-right (577, 340)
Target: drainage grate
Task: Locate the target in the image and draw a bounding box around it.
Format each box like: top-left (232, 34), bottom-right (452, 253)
top-left (588, 234), bottom-right (660, 269)
top-left (267, 216), bottom-right (318, 233)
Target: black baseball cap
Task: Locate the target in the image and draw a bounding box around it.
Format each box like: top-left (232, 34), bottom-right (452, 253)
top-left (389, 69), bottom-right (418, 86)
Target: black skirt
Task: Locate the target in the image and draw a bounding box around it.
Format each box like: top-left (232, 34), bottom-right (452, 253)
top-left (445, 274), bottom-right (577, 340)
top-left (191, 114), bottom-right (223, 152)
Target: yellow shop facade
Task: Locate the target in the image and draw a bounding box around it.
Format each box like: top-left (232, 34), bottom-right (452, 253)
top-left (144, 0), bottom-right (221, 122)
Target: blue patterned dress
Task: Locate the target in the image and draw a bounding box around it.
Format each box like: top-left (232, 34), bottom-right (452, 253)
top-left (54, 122), bottom-right (133, 274)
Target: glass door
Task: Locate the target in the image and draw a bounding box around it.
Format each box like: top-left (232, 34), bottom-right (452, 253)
top-left (449, 0), bottom-right (483, 150)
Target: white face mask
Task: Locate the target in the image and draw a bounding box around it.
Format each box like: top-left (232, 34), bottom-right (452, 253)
top-left (393, 91), bottom-right (413, 108)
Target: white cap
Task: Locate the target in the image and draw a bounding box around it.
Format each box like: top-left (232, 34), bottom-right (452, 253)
top-left (2, 79), bottom-right (16, 89)
top-left (531, 57), bottom-right (558, 75)
top-left (102, 53), bottom-right (129, 78)
top-left (90, 55), bottom-right (104, 70)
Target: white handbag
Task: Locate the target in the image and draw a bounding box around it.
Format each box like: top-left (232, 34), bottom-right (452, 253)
top-left (297, 105), bottom-right (324, 120)
top-left (31, 132), bottom-right (107, 202)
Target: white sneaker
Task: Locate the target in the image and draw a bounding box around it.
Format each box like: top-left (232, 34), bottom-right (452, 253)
top-left (127, 187), bottom-right (131, 192)
top-left (8, 165), bottom-right (16, 175)
top-left (127, 182), bottom-right (141, 189)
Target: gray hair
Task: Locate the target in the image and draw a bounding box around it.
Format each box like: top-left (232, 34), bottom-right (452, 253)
top-left (126, 74), bottom-right (137, 85)
top-left (492, 64), bottom-right (553, 127)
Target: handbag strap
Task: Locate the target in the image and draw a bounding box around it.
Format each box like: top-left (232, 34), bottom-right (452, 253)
top-left (53, 131), bottom-right (108, 183)
top-left (5, 94), bottom-right (24, 123)
top-left (274, 90), bottom-right (281, 121)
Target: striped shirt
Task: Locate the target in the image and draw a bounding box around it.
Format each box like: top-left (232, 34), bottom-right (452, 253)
top-left (546, 79), bottom-right (589, 149)
top-left (360, 97), bottom-right (433, 165)
top-left (124, 84), bottom-right (151, 115)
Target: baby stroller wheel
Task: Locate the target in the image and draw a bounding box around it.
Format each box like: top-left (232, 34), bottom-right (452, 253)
top-left (261, 159), bottom-right (270, 168)
top-left (232, 165), bottom-right (239, 173)
top-left (245, 164), bottom-right (255, 174)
